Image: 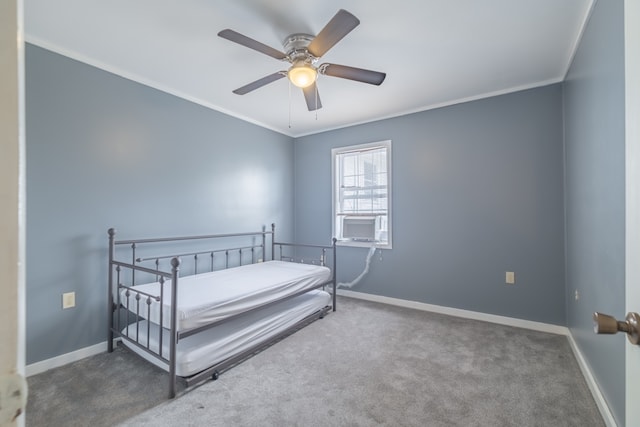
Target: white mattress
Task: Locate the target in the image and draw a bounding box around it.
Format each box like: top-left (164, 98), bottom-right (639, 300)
top-left (120, 260), bottom-right (331, 332)
top-left (121, 289), bottom-right (331, 377)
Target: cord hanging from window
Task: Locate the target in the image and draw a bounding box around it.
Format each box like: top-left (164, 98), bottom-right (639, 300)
top-left (336, 246), bottom-right (377, 289)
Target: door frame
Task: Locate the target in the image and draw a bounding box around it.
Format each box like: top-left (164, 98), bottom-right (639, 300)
top-left (0, 0), bottom-right (26, 426)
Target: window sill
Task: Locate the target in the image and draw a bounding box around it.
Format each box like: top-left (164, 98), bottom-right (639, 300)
top-left (336, 239), bottom-right (392, 250)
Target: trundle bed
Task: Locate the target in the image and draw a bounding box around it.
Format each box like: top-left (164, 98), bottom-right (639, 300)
top-left (108, 224), bottom-right (336, 398)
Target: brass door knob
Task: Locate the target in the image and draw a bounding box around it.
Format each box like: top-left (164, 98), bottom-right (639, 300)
top-left (593, 312), bottom-right (640, 345)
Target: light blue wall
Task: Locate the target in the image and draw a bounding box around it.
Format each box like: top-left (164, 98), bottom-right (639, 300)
top-left (294, 85), bottom-right (566, 325)
top-left (25, 44), bottom-right (295, 364)
top-left (563, 0), bottom-right (625, 424)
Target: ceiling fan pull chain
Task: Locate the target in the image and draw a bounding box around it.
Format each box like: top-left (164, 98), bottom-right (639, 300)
top-left (288, 80), bottom-right (292, 129)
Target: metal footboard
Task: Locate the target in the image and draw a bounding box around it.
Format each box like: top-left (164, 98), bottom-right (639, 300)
top-left (107, 224), bottom-right (337, 398)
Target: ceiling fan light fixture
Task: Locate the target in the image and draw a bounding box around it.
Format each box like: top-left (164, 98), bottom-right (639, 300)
top-left (288, 62), bottom-right (317, 88)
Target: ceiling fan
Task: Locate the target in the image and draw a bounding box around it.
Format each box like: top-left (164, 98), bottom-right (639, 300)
top-left (218, 9), bottom-right (386, 111)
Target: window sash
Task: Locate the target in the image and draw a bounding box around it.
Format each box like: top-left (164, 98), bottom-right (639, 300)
top-left (336, 147), bottom-right (388, 216)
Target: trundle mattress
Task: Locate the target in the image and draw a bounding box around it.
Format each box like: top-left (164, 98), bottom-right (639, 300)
top-left (121, 289), bottom-right (331, 376)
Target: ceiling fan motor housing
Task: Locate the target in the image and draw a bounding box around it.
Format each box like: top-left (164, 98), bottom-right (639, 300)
top-left (283, 33), bottom-right (317, 64)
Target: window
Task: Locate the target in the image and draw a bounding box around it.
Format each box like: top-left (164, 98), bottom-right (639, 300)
top-left (332, 140), bottom-right (392, 248)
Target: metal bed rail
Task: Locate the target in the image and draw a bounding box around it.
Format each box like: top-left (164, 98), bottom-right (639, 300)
top-left (111, 260), bottom-right (171, 360)
top-left (112, 227), bottom-right (271, 286)
top-left (272, 236), bottom-right (338, 313)
top-left (184, 305), bottom-right (332, 388)
top-left (135, 244), bottom-right (264, 281)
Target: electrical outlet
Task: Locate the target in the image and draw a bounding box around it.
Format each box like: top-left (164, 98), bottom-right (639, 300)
top-left (505, 271), bottom-right (515, 285)
top-left (575, 290), bottom-right (579, 301)
top-left (62, 292), bottom-right (75, 309)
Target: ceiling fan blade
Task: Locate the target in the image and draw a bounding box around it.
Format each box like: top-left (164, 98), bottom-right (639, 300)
top-left (232, 72), bottom-right (286, 95)
top-left (302, 83), bottom-right (322, 111)
top-left (218, 29), bottom-right (287, 60)
top-left (319, 63), bottom-right (386, 86)
top-left (307, 9), bottom-right (360, 58)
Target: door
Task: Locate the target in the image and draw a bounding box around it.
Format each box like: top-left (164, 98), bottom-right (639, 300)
top-left (598, 3), bottom-right (640, 425)
top-left (626, 1), bottom-right (640, 424)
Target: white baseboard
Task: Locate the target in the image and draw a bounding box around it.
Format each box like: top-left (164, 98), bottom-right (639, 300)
top-left (566, 334), bottom-right (618, 427)
top-left (337, 289), bottom-right (616, 426)
top-left (26, 341), bottom-right (109, 377)
top-left (336, 289), bottom-right (569, 335)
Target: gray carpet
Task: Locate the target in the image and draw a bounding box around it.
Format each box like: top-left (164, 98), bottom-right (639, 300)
top-left (27, 296), bottom-right (605, 426)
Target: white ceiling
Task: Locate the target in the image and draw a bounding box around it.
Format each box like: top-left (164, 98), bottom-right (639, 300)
top-left (24, 0), bottom-right (593, 137)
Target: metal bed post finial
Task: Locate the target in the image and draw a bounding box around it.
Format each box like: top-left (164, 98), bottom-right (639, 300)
top-left (108, 228), bottom-right (116, 352)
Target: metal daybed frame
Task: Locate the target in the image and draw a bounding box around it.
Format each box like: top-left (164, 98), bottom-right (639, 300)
top-left (107, 224), bottom-right (336, 398)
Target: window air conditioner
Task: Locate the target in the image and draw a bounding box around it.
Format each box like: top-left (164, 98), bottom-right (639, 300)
top-left (342, 216), bottom-right (376, 241)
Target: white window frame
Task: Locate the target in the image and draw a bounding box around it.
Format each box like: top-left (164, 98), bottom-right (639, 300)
top-left (331, 140), bottom-right (392, 249)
